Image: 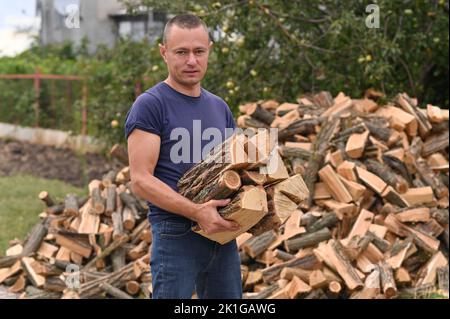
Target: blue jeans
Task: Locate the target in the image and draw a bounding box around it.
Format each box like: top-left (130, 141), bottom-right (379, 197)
top-left (150, 219), bottom-right (243, 299)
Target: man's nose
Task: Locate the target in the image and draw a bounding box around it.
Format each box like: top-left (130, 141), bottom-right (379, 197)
top-left (187, 53), bottom-right (197, 65)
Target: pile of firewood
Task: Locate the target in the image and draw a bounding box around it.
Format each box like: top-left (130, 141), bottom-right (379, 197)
top-left (0, 90), bottom-right (449, 299)
top-left (0, 151), bottom-right (153, 299)
top-left (230, 91), bottom-right (449, 299)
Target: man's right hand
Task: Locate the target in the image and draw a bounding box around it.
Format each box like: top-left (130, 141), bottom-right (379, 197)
top-left (195, 199), bottom-right (240, 235)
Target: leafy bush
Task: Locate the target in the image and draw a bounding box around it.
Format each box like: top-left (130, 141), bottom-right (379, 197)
top-left (0, 0), bottom-right (448, 146)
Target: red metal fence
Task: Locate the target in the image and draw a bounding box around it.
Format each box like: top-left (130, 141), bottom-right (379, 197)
top-left (0, 68), bottom-right (89, 135)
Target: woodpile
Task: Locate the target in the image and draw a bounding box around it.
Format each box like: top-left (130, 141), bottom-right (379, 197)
top-left (0, 161), bottom-right (153, 299)
top-left (232, 91), bottom-right (449, 299)
top-left (179, 91), bottom-right (449, 298)
top-left (0, 90), bottom-right (449, 299)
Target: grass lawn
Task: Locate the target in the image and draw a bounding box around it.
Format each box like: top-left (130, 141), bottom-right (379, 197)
top-left (0, 175), bottom-right (86, 255)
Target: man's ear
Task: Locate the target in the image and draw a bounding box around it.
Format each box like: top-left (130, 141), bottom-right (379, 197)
top-left (209, 41), bottom-right (214, 51)
top-left (159, 43), bottom-right (168, 63)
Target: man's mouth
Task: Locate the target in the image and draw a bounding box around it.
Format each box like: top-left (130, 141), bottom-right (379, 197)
top-left (183, 70), bottom-right (199, 74)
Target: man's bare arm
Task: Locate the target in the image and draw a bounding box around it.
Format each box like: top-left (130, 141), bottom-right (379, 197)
top-left (127, 129), bottom-right (239, 234)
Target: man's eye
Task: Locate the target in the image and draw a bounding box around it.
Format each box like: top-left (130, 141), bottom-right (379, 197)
top-left (195, 50), bottom-right (206, 55)
top-left (176, 51), bottom-right (187, 55)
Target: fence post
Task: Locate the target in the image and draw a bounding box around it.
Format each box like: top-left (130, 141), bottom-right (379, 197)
top-left (135, 80), bottom-right (142, 98)
top-left (81, 82), bottom-right (88, 136)
top-left (34, 68), bottom-right (41, 127)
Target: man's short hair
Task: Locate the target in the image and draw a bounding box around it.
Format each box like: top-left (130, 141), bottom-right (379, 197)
top-left (163, 14), bottom-right (209, 44)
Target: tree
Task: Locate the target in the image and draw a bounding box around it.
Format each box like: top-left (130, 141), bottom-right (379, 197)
top-left (121, 0), bottom-right (449, 110)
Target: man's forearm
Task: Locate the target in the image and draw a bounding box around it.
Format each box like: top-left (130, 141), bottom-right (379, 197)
top-left (132, 173), bottom-right (201, 221)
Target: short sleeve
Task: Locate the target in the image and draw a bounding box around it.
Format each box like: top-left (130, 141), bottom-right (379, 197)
top-left (124, 93), bottom-right (164, 140)
top-left (224, 101), bottom-right (236, 130)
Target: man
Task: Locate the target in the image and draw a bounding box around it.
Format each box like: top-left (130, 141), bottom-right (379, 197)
top-left (124, 14), bottom-right (242, 299)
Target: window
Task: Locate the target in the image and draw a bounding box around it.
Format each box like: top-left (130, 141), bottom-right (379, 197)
top-left (118, 19), bottom-right (146, 41)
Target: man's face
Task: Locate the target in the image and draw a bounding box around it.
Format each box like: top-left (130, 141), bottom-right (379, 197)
top-left (160, 25), bottom-right (211, 87)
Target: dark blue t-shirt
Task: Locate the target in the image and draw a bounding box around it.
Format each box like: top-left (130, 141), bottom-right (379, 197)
top-left (124, 82), bottom-right (236, 224)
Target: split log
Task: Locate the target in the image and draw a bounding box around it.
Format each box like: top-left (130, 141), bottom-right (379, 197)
top-left (416, 251), bottom-right (448, 287)
top-left (280, 267), bottom-right (311, 282)
top-left (321, 240), bottom-right (363, 290)
top-left (89, 180), bottom-right (105, 215)
top-left (356, 166), bottom-right (387, 195)
top-left (382, 186), bottom-right (410, 208)
top-left (0, 219), bottom-right (48, 268)
top-left (344, 209), bottom-right (374, 245)
top-left (288, 276), bottom-right (312, 298)
top-left (319, 165), bottom-right (353, 203)
top-left (379, 260), bottom-right (397, 298)
top-left (246, 103), bottom-right (275, 125)
top-left (274, 174), bottom-right (309, 205)
top-left (192, 170), bottom-right (241, 204)
top-left (38, 191), bottom-right (55, 207)
top-left (302, 118), bottom-right (340, 208)
top-left (8, 274), bottom-right (26, 293)
top-left (79, 259), bottom-right (140, 298)
top-left (338, 177), bottom-right (366, 202)
top-left (336, 161), bottom-right (358, 182)
top-left (365, 159), bottom-right (409, 194)
top-left (122, 207), bottom-right (136, 231)
top-left (395, 267), bottom-right (412, 287)
top-left (247, 213), bottom-right (281, 236)
top-left (284, 228), bottom-right (332, 253)
top-left (110, 144), bottom-right (129, 165)
top-left (309, 269), bottom-right (328, 289)
top-left (261, 254), bottom-right (321, 283)
top-left (241, 231), bottom-right (277, 258)
top-left (266, 185), bottom-right (297, 224)
top-left (395, 208), bottom-right (430, 223)
top-left (351, 267), bottom-right (380, 299)
top-left (55, 232), bottom-right (92, 259)
top-left (345, 130), bottom-right (369, 159)
top-left (105, 185), bottom-right (117, 216)
top-left (382, 154), bottom-right (413, 184)
top-left (64, 194), bottom-right (80, 217)
top-left (306, 213), bottom-right (339, 234)
top-left (0, 261), bottom-right (21, 284)
top-left (327, 281), bottom-right (342, 298)
top-left (415, 161), bottom-right (448, 199)
top-left (422, 130), bottom-right (449, 157)
top-left (402, 187), bottom-right (435, 206)
top-left (278, 118), bottom-right (319, 141)
top-left (396, 93), bottom-right (432, 137)
top-left (193, 186), bottom-right (268, 244)
top-left (43, 277), bottom-right (67, 293)
top-left (111, 248), bottom-right (126, 272)
top-left (129, 219), bottom-right (150, 245)
top-left (100, 282), bottom-right (133, 299)
top-left (240, 170), bottom-right (267, 186)
top-left (273, 250), bottom-right (296, 262)
top-left (125, 280), bottom-right (141, 295)
top-left (6, 244), bottom-right (23, 257)
top-left (45, 197), bottom-right (88, 215)
top-left (237, 115), bottom-right (268, 129)
top-left (384, 214), bottom-right (440, 253)
top-left (83, 235), bottom-right (129, 270)
top-left (279, 146), bottom-right (311, 160)
top-left (21, 257), bottom-right (45, 288)
top-left (178, 134), bottom-right (249, 199)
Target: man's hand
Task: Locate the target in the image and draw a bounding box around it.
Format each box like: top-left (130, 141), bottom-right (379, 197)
top-left (195, 199), bottom-right (240, 235)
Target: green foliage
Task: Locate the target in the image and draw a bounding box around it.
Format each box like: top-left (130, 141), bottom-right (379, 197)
top-left (0, 0), bottom-right (448, 145)
top-left (126, 0), bottom-right (448, 109)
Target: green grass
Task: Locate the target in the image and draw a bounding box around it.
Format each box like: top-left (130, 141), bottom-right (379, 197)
top-left (0, 175), bottom-right (86, 255)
